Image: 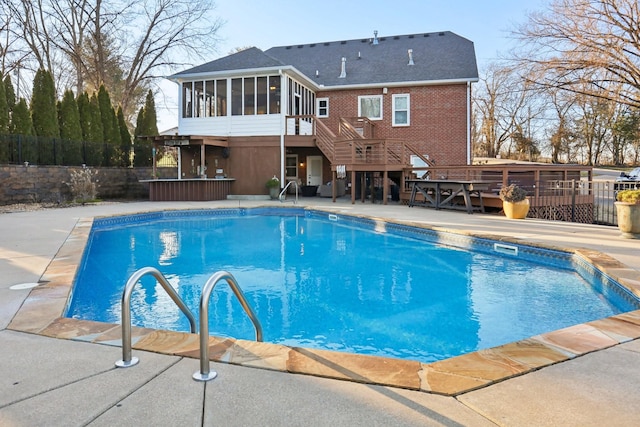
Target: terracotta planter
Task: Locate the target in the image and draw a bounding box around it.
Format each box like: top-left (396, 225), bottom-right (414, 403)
top-left (615, 202), bottom-right (640, 238)
top-left (503, 199), bottom-right (530, 219)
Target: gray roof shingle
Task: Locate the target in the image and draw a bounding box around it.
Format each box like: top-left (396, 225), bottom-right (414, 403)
top-left (171, 31), bottom-right (478, 87)
top-left (173, 47), bottom-right (284, 75)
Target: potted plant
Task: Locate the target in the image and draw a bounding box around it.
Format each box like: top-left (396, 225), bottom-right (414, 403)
top-left (266, 176), bottom-right (280, 199)
top-left (499, 184), bottom-right (529, 219)
top-left (615, 189), bottom-right (640, 238)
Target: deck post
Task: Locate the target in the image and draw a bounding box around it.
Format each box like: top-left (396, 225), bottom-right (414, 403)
top-left (351, 170), bottom-right (356, 204)
top-left (383, 170), bottom-right (388, 205)
top-left (332, 170), bottom-right (337, 202)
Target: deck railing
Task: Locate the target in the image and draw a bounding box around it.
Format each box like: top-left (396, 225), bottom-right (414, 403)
top-left (339, 117), bottom-right (375, 139)
top-left (402, 176), bottom-right (620, 226)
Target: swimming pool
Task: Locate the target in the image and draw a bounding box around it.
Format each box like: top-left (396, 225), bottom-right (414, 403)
top-left (65, 207), bottom-right (640, 364)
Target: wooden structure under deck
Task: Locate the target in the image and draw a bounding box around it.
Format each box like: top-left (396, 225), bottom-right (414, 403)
top-left (144, 135), bottom-right (235, 201)
top-left (142, 178), bottom-right (234, 201)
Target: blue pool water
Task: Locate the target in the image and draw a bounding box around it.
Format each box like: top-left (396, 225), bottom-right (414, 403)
top-left (66, 208), bottom-right (639, 363)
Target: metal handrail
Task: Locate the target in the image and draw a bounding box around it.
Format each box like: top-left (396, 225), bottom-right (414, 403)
top-left (193, 270), bottom-right (263, 381)
top-left (116, 266), bottom-right (197, 368)
top-left (279, 180), bottom-right (298, 204)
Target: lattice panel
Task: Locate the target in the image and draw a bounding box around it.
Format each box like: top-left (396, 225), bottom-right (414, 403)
top-left (529, 203), bottom-right (594, 224)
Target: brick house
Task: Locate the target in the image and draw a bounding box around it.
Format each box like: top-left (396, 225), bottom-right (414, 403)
top-left (155, 30), bottom-right (478, 201)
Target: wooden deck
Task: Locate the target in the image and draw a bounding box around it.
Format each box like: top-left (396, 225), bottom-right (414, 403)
top-left (286, 115), bottom-right (594, 210)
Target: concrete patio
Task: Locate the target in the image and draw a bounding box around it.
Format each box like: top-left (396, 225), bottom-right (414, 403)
top-left (1, 199), bottom-right (640, 426)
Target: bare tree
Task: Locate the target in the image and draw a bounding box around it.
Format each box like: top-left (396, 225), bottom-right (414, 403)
top-left (610, 106), bottom-right (640, 165)
top-left (4, 0), bottom-right (54, 72)
top-left (546, 89), bottom-right (576, 163)
top-left (474, 63), bottom-right (515, 158)
top-left (47, 0), bottom-right (93, 96)
top-left (474, 63), bottom-right (542, 159)
top-left (513, 0), bottom-right (640, 109)
top-left (2, 0), bottom-right (223, 125)
top-left (114, 0), bottom-right (223, 120)
top-left (571, 93), bottom-right (617, 165)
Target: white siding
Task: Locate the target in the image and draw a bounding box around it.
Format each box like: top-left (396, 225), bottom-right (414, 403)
top-left (178, 115), bottom-right (282, 136)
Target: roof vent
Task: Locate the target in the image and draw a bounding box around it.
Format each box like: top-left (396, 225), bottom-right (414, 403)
top-left (339, 57), bottom-right (347, 78)
top-left (316, 70), bottom-right (319, 77)
top-left (373, 30), bottom-right (379, 45)
top-left (407, 49), bottom-right (414, 66)
top-left (357, 51), bottom-right (361, 59)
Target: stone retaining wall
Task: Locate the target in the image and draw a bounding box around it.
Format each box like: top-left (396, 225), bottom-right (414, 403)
top-left (0, 165), bottom-right (177, 204)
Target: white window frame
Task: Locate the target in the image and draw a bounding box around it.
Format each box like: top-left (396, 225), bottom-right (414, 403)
top-left (392, 94), bottom-right (410, 126)
top-left (357, 95), bottom-right (383, 120)
top-left (316, 97), bottom-right (329, 118)
top-left (285, 154), bottom-right (298, 180)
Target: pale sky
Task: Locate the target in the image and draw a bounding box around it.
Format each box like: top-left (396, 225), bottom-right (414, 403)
top-left (156, 0), bottom-right (550, 130)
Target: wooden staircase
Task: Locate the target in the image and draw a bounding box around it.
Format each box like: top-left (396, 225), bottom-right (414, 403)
top-left (311, 117), bottom-right (435, 203)
top-left (314, 117), bottom-right (433, 172)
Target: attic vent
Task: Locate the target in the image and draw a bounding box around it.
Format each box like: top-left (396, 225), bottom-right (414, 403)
top-left (339, 57), bottom-right (347, 78)
top-left (340, 40), bottom-right (346, 44)
top-left (407, 49), bottom-right (415, 66)
top-left (361, 39), bottom-right (368, 43)
top-left (310, 43), bottom-right (316, 47)
top-left (380, 37), bottom-right (386, 41)
top-left (297, 45), bottom-right (303, 48)
top-left (324, 42), bottom-right (330, 46)
top-left (393, 36), bottom-right (399, 40)
top-left (424, 33), bottom-right (430, 37)
top-left (408, 35), bottom-right (414, 39)
top-left (439, 32), bottom-right (445, 36)
top-left (286, 46), bottom-right (292, 49)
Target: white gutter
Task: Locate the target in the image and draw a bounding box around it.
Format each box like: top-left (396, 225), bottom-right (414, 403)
top-left (315, 77), bottom-right (479, 92)
top-left (167, 66), bottom-right (292, 81)
top-left (168, 65), bottom-right (317, 88)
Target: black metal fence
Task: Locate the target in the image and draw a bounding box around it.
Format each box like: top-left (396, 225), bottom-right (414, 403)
top-left (520, 179), bottom-right (631, 226)
top-left (0, 134), bottom-right (137, 167)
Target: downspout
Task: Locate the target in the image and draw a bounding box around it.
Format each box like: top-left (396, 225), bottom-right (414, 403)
top-left (466, 81), bottom-right (472, 165)
top-left (279, 69), bottom-right (286, 184)
top-left (177, 147), bottom-right (182, 179)
top-left (177, 79), bottom-right (183, 135)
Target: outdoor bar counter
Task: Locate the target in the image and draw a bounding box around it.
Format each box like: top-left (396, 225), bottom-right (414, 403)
top-left (142, 178), bottom-right (235, 201)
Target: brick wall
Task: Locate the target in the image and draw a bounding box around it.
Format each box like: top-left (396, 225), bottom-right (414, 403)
top-left (0, 165), bottom-right (176, 205)
top-left (318, 84), bottom-right (469, 165)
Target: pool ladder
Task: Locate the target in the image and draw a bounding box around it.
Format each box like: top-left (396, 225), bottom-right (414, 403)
top-left (116, 267), bottom-right (263, 382)
top-left (279, 180), bottom-right (298, 204)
